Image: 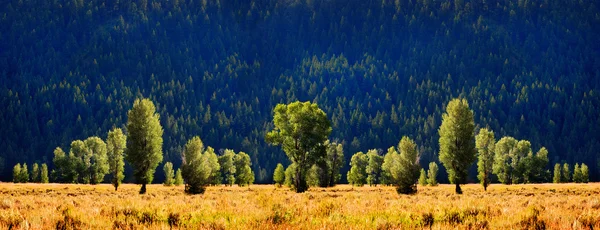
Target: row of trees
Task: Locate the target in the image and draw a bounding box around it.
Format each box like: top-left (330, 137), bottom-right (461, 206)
top-left (553, 163), bottom-right (589, 183)
top-left (475, 129), bottom-right (550, 191)
top-left (13, 163), bottom-right (49, 183)
top-left (18, 98), bottom-right (254, 195)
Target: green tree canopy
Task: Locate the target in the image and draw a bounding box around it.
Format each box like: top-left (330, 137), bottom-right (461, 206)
top-left (347, 152), bottom-right (368, 186)
top-left (273, 163), bottom-right (285, 187)
top-left (427, 162), bottom-right (438, 186)
top-left (107, 128), bottom-right (126, 191)
top-left (476, 128), bottom-right (495, 191)
top-left (181, 136), bottom-right (213, 194)
top-left (219, 149), bottom-right (237, 186)
top-left (234, 151), bottom-right (254, 187)
top-left (163, 162), bottom-right (175, 186)
top-left (125, 98), bottom-right (164, 194)
top-left (266, 101), bottom-right (332, 193)
top-left (438, 98), bottom-right (476, 194)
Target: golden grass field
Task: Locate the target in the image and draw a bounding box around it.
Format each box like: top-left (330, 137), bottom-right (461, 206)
top-left (1, 183), bottom-right (599, 229)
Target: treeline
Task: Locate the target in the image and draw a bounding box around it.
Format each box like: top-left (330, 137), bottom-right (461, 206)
top-left (1, 0), bottom-right (600, 182)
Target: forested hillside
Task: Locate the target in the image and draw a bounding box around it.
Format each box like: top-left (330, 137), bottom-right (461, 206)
top-left (1, 0), bottom-right (599, 182)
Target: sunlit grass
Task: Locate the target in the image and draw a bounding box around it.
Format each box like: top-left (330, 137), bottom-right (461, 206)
top-left (1, 183), bottom-right (599, 229)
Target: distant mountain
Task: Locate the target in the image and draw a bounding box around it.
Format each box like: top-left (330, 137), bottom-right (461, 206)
top-left (1, 0), bottom-right (599, 182)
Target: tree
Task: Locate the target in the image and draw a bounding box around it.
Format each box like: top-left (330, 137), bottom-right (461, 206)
top-left (553, 163), bottom-right (561, 183)
top-left (205, 147), bottom-right (221, 186)
top-left (52, 147), bottom-right (77, 183)
top-left (13, 163), bottom-right (21, 183)
top-left (234, 151), bottom-right (254, 186)
top-left (562, 163), bottom-right (571, 183)
top-left (475, 128), bottom-right (495, 191)
top-left (581, 163), bottom-right (589, 183)
top-left (84, 136), bottom-right (109, 184)
top-left (31, 163), bottom-right (40, 183)
top-left (524, 147), bottom-right (549, 183)
top-left (427, 162), bottom-right (438, 186)
top-left (307, 164), bottom-right (321, 187)
top-left (174, 169), bottom-right (183, 186)
top-left (163, 162), bottom-right (175, 186)
top-left (107, 128), bottom-right (126, 191)
top-left (493, 136), bottom-right (518, 184)
top-left (347, 152), bottom-right (368, 186)
top-left (513, 140), bottom-right (532, 183)
top-left (181, 136), bottom-right (213, 194)
top-left (125, 98), bottom-right (164, 194)
top-left (273, 163), bottom-right (285, 187)
top-left (380, 147), bottom-right (397, 186)
top-left (324, 141), bottom-right (344, 187)
top-left (69, 140), bottom-right (87, 183)
top-left (219, 149), bottom-right (236, 186)
top-left (384, 137), bottom-right (421, 194)
top-left (266, 101), bottom-right (332, 193)
top-left (40, 164), bottom-right (49, 183)
top-left (438, 98), bottom-right (476, 194)
top-left (284, 163), bottom-right (297, 187)
top-left (418, 169), bottom-right (427, 186)
top-left (20, 163), bottom-right (29, 183)
top-left (365, 149), bottom-right (383, 186)
top-left (573, 163), bottom-right (582, 183)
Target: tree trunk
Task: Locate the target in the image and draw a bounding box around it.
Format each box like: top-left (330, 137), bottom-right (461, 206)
top-left (455, 183), bottom-right (462, 194)
top-left (140, 183), bottom-right (147, 194)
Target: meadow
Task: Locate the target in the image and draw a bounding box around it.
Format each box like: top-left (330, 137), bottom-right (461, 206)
top-left (1, 183), bottom-right (599, 229)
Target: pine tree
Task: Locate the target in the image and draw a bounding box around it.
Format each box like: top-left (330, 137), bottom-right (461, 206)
top-left (273, 163), bottom-right (285, 187)
top-left (125, 98), bottom-right (164, 194)
top-left (427, 162), bottom-right (438, 186)
top-left (174, 169), bottom-right (183, 186)
top-left (438, 98), bottom-right (476, 194)
top-left (418, 168), bottom-right (427, 186)
top-left (553, 163), bottom-right (561, 183)
top-left (163, 162), bottom-right (175, 186)
top-left (476, 128), bottom-right (495, 191)
top-left (107, 128), bottom-right (126, 191)
top-left (40, 164), bottom-right (49, 183)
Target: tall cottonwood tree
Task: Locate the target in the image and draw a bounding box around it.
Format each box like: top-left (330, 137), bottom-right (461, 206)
top-left (126, 98), bottom-right (164, 194)
top-left (107, 128), bottom-right (126, 191)
top-left (219, 149), bottom-right (237, 186)
top-left (84, 136), bottom-right (109, 184)
top-left (273, 163), bottom-right (285, 187)
top-left (234, 151), bottom-right (254, 186)
top-left (31, 163), bottom-right (40, 183)
top-left (324, 141), bottom-right (344, 187)
top-left (427, 162), bottom-right (438, 186)
top-left (40, 163), bottom-right (49, 183)
top-left (383, 137), bottom-right (421, 194)
top-left (438, 98), bottom-right (476, 194)
top-left (347, 152), bottom-right (368, 186)
top-left (365, 149), bottom-right (383, 186)
top-left (181, 136), bottom-right (213, 194)
top-left (266, 101), bottom-right (331, 193)
top-left (476, 128), bottom-right (495, 191)
top-left (163, 162), bottom-right (175, 186)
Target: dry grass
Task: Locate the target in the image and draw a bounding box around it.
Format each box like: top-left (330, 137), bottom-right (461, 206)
top-left (1, 183), bottom-right (599, 229)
